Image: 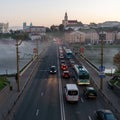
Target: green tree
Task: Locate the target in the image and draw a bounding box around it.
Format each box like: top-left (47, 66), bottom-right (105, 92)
top-left (113, 52), bottom-right (120, 72)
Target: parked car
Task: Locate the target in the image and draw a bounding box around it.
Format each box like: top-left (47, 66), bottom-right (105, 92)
top-left (61, 63), bottom-right (68, 71)
top-left (83, 87), bottom-right (97, 99)
top-left (62, 70), bottom-right (70, 78)
top-left (93, 109), bottom-right (117, 120)
top-left (49, 65), bottom-right (57, 74)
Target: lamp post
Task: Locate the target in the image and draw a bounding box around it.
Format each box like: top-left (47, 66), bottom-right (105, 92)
top-left (99, 30), bottom-right (106, 90)
top-left (16, 39), bottom-right (22, 92)
top-left (100, 32), bottom-right (104, 90)
top-left (36, 39), bottom-right (39, 58)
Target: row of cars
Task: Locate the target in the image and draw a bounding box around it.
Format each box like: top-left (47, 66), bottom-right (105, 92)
top-left (51, 46), bottom-right (118, 120)
top-left (59, 46), bottom-right (98, 100)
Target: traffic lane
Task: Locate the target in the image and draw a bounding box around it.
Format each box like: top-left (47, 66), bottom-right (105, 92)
top-left (62, 77), bottom-right (115, 120)
top-left (14, 68), bottom-right (49, 120)
top-left (60, 59), bottom-right (114, 120)
top-left (33, 74), bottom-right (61, 120)
top-left (14, 41), bottom-right (60, 120)
top-left (14, 71), bottom-right (60, 120)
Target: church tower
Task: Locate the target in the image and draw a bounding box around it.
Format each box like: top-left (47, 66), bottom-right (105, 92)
top-left (64, 12), bottom-right (68, 21)
top-left (62, 12), bottom-right (68, 27)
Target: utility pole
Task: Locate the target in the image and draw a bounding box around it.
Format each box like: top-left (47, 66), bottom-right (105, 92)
top-left (16, 39), bottom-right (22, 92)
top-left (99, 30), bottom-right (106, 90)
top-left (100, 32), bottom-right (104, 90)
top-left (36, 39), bottom-right (39, 58)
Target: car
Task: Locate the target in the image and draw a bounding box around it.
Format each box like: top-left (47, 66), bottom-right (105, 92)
top-left (60, 59), bottom-right (66, 64)
top-left (69, 59), bottom-right (75, 67)
top-left (59, 54), bottom-right (64, 59)
top-left (62, 70), bottom-right (70, 78)
top-left (61, 63), bottom-right (68, 71)
top-left (83, 87), bottom-right (97, 99)
top-left (93, 109), bottom-right (117, 120)
top-left (64, 84), bottom-right (79, 102)
top-left (49, 66), bottom-right (57, 74)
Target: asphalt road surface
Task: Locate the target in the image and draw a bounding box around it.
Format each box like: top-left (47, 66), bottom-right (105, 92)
top-left (12, 39), bottom-right (117, 120)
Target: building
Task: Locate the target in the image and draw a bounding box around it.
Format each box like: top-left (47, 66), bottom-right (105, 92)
top-left (0, 23), bottom-right (9, 33)
top-left (62, 12), bottom-right (83, 30)
top-left (65, 31), bottom-right (85, 43)
top-left (85, 29), bottom-right (99, 44)
top-left (23, 22), bottom-right (46, 33)
top-left (23, 22), bottom-right (46, 40)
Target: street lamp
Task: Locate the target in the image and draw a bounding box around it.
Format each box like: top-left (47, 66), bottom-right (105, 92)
top-left (16, 39), bottom-right (22, 92)
top-left (99, 30), bottom-right (106, 90)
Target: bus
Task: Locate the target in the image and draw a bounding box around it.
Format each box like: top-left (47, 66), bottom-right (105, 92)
top-left (64, 48), bottom-right (73, 59)
top-left (73, 64), bottom-right (90, 85)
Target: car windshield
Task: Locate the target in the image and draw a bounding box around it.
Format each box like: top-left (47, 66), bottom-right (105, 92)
top-left (88, 90), bottom-right (96, 94)
top-left (105, 113), bottom-right (116, 120)
top-left (50, 66), bottom-right (56, 70)
top-left (79, 74), bottom-right (89, 79)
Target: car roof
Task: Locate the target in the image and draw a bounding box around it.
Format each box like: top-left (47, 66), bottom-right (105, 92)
top-left (51, 65), bottom-right (56, 68)
top-left (66, 84), bottom-right (78, 90)
top-left (86, 87), bottom-right (95, 90)
top-left (61, 63), bottom-right (67, 65)
top-left (97, 109), bottom-right (113, 113)
top-left (63, 71), bottom-right (69, 73)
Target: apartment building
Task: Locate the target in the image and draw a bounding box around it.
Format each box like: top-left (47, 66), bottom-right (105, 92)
top-left (65, 31), bottom-right (85, 43)
top-left (0, 23), bottom-right (9, 33)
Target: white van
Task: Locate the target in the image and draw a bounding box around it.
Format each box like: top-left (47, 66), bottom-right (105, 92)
top-left (64, 84), bottom-right (79, 102)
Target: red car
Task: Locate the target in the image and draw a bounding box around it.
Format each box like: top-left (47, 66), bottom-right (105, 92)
top-left (62, 71), bottom-right (70, 78)
top-left (61, 64), bottom-right (68, 71)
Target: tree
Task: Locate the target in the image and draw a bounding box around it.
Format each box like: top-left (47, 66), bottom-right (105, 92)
top-left (113, 52), bottom-right (120, 72)
top-left (59, 24), bottom-right (64, 32)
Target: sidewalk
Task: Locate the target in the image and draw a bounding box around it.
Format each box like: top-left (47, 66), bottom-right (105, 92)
top-left (0, 42), bottom-right (49, 120)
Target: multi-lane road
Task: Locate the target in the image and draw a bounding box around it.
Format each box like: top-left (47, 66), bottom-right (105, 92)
top-left (12, 39), bottom-right (117, 120)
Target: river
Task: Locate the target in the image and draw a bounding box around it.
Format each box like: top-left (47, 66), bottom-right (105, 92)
top-left (0, 39), bottom-right (46, 75)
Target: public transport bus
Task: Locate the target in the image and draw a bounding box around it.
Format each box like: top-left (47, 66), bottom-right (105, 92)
top-left (64, 48), bottom-right (73, 59)
top-left (73, 64), bottom-right (90, 85)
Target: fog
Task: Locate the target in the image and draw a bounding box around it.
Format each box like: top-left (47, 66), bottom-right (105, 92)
top-left (0, 39), bottom-right (45, 75)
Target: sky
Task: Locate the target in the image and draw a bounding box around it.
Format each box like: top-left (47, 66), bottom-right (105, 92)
top-left (0, 0), bottom-right (120, 27)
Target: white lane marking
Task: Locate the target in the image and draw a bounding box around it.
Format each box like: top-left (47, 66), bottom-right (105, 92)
top-left (36, 109), bottom-right (39, 116)
top-left (80, 97), bottom-right (84, 103)
top-left (41, 92), bottom-right (44, 96)
top-left (57, 46), bottom-right (66, 120)
top-left (88, 116), bottom-right (92, 120)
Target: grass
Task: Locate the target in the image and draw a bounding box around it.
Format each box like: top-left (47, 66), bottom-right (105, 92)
top-left (0, 76), bottom-right (9, 90)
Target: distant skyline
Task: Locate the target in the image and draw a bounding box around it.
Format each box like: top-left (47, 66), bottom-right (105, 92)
top-left (0, 0), bottom-right (120, 27)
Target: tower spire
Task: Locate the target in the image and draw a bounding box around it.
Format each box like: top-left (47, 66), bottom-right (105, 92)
top-left (64, 12), bottom-right (68, 21)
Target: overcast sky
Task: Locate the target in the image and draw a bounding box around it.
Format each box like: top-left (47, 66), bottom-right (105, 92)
top-left (0, 0), bottom-right (120, 27)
